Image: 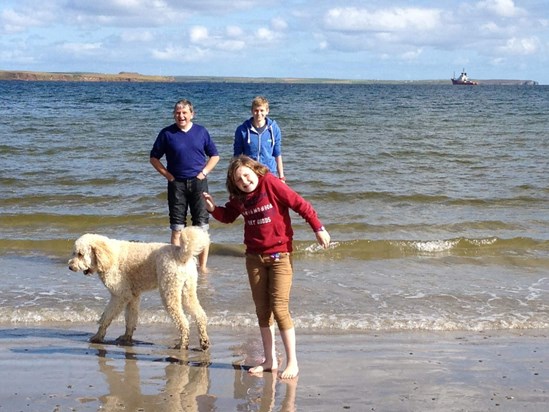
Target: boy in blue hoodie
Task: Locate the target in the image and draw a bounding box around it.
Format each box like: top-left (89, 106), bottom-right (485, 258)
top-left (233, 96), bottom-right (286, 181)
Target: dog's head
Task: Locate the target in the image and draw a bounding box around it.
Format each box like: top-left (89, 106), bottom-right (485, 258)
top-left (68, 234), bottom-right (114, 275)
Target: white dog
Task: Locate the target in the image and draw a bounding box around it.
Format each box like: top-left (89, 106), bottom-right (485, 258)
top-left (68, 227), bottom-right (210, 350)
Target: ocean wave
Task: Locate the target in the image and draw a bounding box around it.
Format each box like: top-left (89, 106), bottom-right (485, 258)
top-left (0, 236), bottom-right (547, 262)
top-left (2, 308), bottom-right (548, 332)
top-left (305, 190), bottom-right (548, 206)
top-left (293, 236), bottom-right (549, 260)
top-left (3, 187), bottom-right (547, 209)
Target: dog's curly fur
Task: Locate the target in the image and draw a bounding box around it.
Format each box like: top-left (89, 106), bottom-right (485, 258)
top-left (68, 226), bottom-right (210, 350)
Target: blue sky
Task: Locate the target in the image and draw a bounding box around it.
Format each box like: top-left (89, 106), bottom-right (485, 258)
top-left (1, 0), bottom-right (548, 84)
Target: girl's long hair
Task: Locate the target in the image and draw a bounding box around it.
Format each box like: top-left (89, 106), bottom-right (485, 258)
top-left (226, 155), bottom-right (269, 200)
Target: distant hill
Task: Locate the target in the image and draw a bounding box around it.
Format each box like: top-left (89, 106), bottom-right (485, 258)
top-left (0, 71), bottom-right (538, 85)
top-left (0, 70), bottom-right (174, 82)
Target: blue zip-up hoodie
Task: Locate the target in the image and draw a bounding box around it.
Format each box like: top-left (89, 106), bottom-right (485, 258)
top-left (233, 117), bottom-right (282, 175)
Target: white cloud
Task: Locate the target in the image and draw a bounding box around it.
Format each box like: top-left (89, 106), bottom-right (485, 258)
top-left (216, 39), bottom-right (246, 51)
top-left (1, 8), bottom-right (29, 33)
top-left (1, 7), bottom-right (55, 33)
top-left (401, 48), bottom-right (423, 60)
top-left (226, 25), bottom-right (243, 37)
top-left (480, 21), bottom-right (503, 34)
top-left (120, 30), bottom-right (154, 42)
top-left (476, 0), bottom-right (525, 18)
top-left (61, 0), bottom-right (188, 27)
top-left (0, 47), bottom-right (36, 64)
top-left (151, 44), bottom-right (209, 62)
top-left (190, 26), bottom-right (209, 43)
top-left (271, 17), bottom-right (287, 31)
top-left (491, 57), bottom-right (506, 65)
top-left (256, 27), bottom-right (276, 41)
top-left (319, 6), bottom-right (450, 57)
top-left (187, 25), bottom-right (247, 52)
top-left (498, 36), bottom-right (540, 55)
top-left (324, 7), bottom-right (443, 32)
top-left (151, 23), bottom-right (251, 63)
top-left (60, 42), bottom-right (103, 55)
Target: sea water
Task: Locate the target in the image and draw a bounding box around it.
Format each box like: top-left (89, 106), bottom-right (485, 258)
top-left (0, 80), bottom-right (547, 332)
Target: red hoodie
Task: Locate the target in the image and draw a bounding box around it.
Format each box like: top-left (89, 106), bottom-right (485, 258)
top-left (211, 173), bottom-right (324, 254)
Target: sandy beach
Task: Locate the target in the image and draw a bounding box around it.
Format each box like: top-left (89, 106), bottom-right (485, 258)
top-left (0, 324), bottom-right (547, 411)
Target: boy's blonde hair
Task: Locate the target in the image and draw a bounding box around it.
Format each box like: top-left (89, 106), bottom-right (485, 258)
top-left (251, 96), bottom-right (269, 110)
top-left (226, 155), bottom-right (269, 199)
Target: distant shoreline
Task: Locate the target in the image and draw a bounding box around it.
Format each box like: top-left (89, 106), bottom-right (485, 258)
top-left (0, 70), bottom-right (174, 83)
top-left (0, 70), bottom-right (539, 85)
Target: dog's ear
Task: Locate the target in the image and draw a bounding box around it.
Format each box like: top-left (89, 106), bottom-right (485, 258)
top-left (91, 238), bottom-right (115, 273)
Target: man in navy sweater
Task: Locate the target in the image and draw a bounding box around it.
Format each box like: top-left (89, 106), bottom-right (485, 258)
top-left (150, 99), bottom-right (219, 273)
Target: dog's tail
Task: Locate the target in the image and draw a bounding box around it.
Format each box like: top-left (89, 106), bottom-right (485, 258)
top-left (177, 226), bottom-right (210, 263)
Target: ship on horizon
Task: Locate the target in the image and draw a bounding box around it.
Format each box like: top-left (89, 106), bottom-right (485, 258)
top-left (451, 69), bottom-right (478, 85)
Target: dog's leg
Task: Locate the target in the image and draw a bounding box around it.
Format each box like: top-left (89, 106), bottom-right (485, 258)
top-left (161, 280), bottom-right (191, 350)
top-left (91, 295), bottom-right (127, 343)
top-left (182, 280), bottom-right (210, 351)
top-left (115, 296), bottom-right (140, 345)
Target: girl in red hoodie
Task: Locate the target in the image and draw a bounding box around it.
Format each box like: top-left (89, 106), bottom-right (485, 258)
top-left (202, 155), bottom-right (330, 379)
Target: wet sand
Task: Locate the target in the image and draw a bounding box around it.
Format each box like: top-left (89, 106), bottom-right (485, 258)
top-left (0, 324), bottom-right (547, 411)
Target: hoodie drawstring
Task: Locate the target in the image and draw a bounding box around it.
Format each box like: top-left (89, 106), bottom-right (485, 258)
top-left (247, 123), bottom-right (274, 162)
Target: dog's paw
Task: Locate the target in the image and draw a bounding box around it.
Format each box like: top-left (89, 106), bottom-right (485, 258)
top-left (173, 341), bottom-right (189, 350)
top-left (173, 344), bottom-right (189, 350)
top-left (115, 335), bottom-right (134, 346)
top-left (89, 334), bottom-right (105, 344)
top-left (200, 339), bottom-right (210, 351)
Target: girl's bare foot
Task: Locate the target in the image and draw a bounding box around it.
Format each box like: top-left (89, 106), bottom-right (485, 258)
top-left (248, 360), bottom-right (278, 374)
top-left (279, 361), bottom-right (299, 379)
